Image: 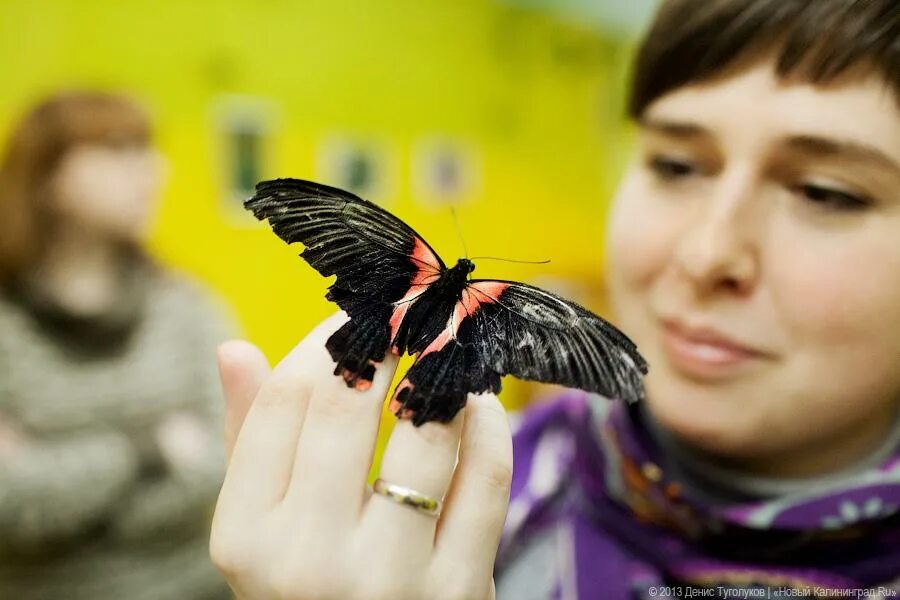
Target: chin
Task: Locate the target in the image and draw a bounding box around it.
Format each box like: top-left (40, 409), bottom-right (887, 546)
top-left (642, 372), bottom-right (769, 458)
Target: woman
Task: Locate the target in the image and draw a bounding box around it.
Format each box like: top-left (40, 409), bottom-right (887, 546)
top-left (209, 0), bottom-right (900, 597)
top-left (0, 92), bottom-right (232, 599)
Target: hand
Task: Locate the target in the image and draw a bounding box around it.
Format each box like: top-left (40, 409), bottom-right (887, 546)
top-left (210, 312), bottom-right (513, 600)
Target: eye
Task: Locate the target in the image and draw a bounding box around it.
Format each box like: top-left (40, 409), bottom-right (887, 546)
top-left (647, 154), bottom-right (700, 180)
top-left (794, 182), bottom-right (871, 211)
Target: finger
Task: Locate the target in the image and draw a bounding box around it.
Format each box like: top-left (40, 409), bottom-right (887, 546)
top-left (217, 340), bottom-right (271, 462)
top-left (217, 312), bottom-right (349, 518)
top-left (432, 393), bottom-right (512, 588)
top-left (285, 347), bottom-right (398, 525)
top-left (361, 406), bottom-right (465, 553)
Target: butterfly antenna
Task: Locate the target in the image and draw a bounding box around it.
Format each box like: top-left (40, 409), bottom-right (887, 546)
top-left (450, 206), bottom-right (469, 258)
top-left (469, 256), bottom-right (552, 265)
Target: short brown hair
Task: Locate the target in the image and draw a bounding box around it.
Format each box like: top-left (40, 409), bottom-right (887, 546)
top-left (629, 0), bottom-right (900, 117)
top-left (0, 91), bottom-right (151, 281)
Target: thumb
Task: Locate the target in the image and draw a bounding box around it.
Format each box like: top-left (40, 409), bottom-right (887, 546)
top-left (217, 340), bottom-right (271, 462)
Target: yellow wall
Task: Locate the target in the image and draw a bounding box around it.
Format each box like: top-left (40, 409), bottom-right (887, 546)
top-left (0, 0), bottom-right (635, 411)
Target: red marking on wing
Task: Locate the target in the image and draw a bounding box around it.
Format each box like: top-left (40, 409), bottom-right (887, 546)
top-left (419, 304), bottom-right (465, 358)
top-left (340, 367), bottom-right (373, 391)
top-left (411, 237), bottom-right (442, 274)
top-left (388, 283), bottom-right (510, 421)
top-left (418, 281), bottom-right (511, 359)
top-left (388, 284), bottom-right (430, 350)
top-left (467, 281), bottom-right (510, 304)
top-left (387, 237), bottom-right (443, 349)
top-left (389, 379), bottom-right (415, 419)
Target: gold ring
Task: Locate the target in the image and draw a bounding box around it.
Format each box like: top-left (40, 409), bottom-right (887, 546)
top-left (372, 478), bottom-right (441, 517)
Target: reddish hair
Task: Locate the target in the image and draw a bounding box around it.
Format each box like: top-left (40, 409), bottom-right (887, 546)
top-left (0, 91), bottom-right (151, 282)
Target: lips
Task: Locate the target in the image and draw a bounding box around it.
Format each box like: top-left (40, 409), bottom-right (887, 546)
top-left (660, 319), bottom-right (769, 379)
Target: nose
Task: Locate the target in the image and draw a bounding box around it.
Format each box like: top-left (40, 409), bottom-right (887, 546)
top-left (672, 169), bottom-right (760, 297)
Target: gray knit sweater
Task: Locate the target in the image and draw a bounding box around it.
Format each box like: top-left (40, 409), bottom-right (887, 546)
top-left (0, 265), bottom-right (233, 600)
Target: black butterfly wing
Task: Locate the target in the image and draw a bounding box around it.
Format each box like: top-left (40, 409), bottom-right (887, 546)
top-left (246, 178), bottom-right (445, 308)
top-left (388, 279), bottom-right (647, 426)
top-left (245, 178), bottom-right (445, 389)
top-left (464, 280), bottom-right (647, 399)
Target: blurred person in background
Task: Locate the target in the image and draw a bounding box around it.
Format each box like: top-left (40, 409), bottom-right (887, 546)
top-left (0, 91), bottom-right (232, 599)
top-left (208, 0), bottom-right (900, 597)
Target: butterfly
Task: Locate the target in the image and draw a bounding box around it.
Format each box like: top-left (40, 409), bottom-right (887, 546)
top-left (245, 178), bottom-right (648, 426)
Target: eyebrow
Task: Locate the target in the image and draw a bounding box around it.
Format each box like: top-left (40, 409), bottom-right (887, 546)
top-left (639, 117), bottom-right (713, 139)
top-left (641, 117), bottom-right (900, 177)
top-left (785, 135), bottom-right (900, 178)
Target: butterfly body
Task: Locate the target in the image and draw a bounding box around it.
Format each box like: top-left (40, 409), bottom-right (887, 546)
top-left (246, 178), bottom-right (648, 426)
top-left (389, 257), bottom-right (474, 356)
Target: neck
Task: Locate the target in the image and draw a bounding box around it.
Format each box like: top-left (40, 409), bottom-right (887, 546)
top-left (641, 401), bottom-right (900, 501)
top-left (721, 407), bottom-right (900, 478)
top-left (31, 225), bottom-right (126, 317)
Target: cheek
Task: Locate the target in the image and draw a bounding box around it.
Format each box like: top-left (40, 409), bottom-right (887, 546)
top-left (769, 223), bottom-right (900, 398)
top-left (771, 228), bottom-right (899, 345)
top-left (52, 159), bottom-right (159, 234)
top-left (50, 168), bottom-right (107, 223)
top-left (607, 173), bottom-right (682, 295)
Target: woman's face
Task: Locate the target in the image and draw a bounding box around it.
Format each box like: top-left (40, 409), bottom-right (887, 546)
top-left (607, 60), bottom-right (900, 475)
top-left (49, 142), bottom-right (163, 242)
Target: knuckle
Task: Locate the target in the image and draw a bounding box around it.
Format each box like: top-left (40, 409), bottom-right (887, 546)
top-left (431, 571), bottom-right (490, 600)
top-left (437, 586), bottom-right (488, 600)
top-left (414, 421), bottom-right (459, 449)
top-left (270, 549), bottom-right (348, 600)
top-left (477, 458), bottom-right (513, 494)
top-left (271, 573), bottom-right (335, 600)
top-left (268, 572), bottom-right (304, 600)
top-left (311, 385), bottom-right (359, 419)
top-left (358, 575), bottom-right (421, 600)
top-left (257, 372), bottom-right (310, 408)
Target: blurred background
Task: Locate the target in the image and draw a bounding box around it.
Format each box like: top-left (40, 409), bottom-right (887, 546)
top-left (0, 0), bottom-right (658, 409)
